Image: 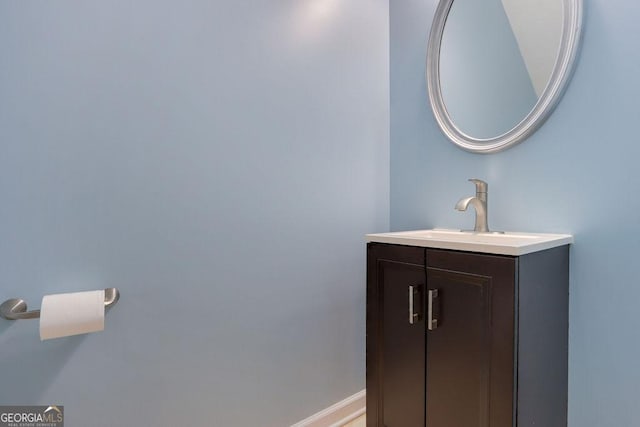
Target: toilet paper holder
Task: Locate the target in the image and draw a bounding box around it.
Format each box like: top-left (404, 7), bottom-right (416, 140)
top-left (0, 288), bottom-right (120, 320)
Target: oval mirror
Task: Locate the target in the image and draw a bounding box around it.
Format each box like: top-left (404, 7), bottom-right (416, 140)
top-left (426, 0), bottom-right (583, 153)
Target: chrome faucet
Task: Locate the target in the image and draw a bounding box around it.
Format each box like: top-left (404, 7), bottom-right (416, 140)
top-left (455, 178), bottom-right (490, 233)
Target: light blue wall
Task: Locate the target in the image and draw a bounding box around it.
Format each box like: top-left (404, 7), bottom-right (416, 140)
top-left (0, 1), bottom-right (389, 426)
top-left (391, 1), bottom-right (640, 426)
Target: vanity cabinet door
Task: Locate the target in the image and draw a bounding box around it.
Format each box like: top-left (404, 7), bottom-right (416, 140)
top-left (425, 249), bottom-right (516, 427)
top-left (367, 243), bottom-right (426, 427)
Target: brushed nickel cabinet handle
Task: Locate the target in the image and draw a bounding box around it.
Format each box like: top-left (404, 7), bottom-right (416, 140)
top-left (409, 285), bottom-right (421, 325)
top-left (428, 289), bottom-right (439, 331)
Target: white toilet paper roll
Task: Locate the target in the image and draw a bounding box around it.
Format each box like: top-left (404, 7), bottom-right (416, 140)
top-left (39, 290), bottom-right (105, 340)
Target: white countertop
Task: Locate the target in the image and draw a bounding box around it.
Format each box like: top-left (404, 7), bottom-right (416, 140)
top-left (366, 229), bottom-right (573, 256)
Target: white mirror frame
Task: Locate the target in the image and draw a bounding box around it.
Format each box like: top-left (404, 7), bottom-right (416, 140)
top-left (426, 0), bottom-right (583, 153)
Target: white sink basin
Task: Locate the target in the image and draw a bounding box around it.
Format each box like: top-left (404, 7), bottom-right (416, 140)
top-left (366, 229), bottom-right (573, 256)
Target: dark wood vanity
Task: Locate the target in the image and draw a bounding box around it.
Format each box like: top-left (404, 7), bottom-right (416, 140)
top-left (366, 242), bottom-right (570, 427)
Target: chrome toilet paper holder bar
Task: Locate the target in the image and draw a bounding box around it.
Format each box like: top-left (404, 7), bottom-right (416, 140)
top-left (0, 288), bottom-right (120, 320)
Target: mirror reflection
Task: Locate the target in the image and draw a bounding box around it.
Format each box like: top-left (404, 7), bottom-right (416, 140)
top-left (439, 0), bottom-right (564, 139)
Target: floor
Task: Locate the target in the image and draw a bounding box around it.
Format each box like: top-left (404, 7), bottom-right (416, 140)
top-left (343, 414), bottom-right (365, 427)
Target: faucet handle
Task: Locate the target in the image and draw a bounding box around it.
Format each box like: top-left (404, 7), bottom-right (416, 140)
top-left (468, 178), bottom-right (487, 194)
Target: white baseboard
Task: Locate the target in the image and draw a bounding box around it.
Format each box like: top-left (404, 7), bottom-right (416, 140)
top-left (291, 390), bottom-right (366, 427)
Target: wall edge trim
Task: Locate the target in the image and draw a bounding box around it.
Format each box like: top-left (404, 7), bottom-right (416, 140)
top-left (290, 390), bottom-right (366, 427)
